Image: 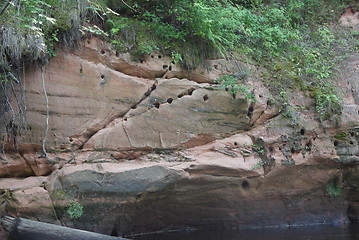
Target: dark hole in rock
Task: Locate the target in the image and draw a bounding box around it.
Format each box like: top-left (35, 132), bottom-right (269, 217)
top-left (348, 203), bottom-right (359, 222)
top-left (214, 64), bottom-right (218, 69)
top-left (163, 65), bottom-right (168, 69)
top-left (151, 85), bottom-right (157, 91)
top-left (334, 140), bottom-right (339, 147)
top-left (172, 60), bottom-right (175, 64)
top-left (247, 106), bottom-right (254, 117)
top-left (69, 138), bottom-right (73, 142)
top-left (350, 141), bottom-right (354, 145)
top-left (167, 98), bottom-right (173, 104)
top-left (178, 93), bottom-right (184, 98)
top-left (291, 148), bottom-right (295, 154)
top-left (188, 88), bottom-right (195, 95)
top-left (232, 93), bottom-right (236, 99)
top-left (111, 227), bottom-right (118, 237)
top-left (279, 147), bottom-right (282, 150)
top-left (140, 59), bottom-right (144, 63)
top-left (124, 118), bottom-right (127, 121)
top-left (350, 132), bottom-right (355, 137)
top-left (87, 40), bottom-right (90, 44)
top-left (154, 102), bottom-right (160, 109)
top-left (151, 55), bottom-right (154, 58)
top-left (101, 75), bottom-right (105, 79)
top-left (300, 128), bottom-right (305, 135)
top-left (242, 180), bottom-right (250, 190)
top-left (131, 105), bottom-right (137, 109)
top-left (234, 142), bottom-right (238, 146)
top-left (100, 50), bottom-right (105, 54)
top-left (203, 95), bottom-right (209, 101)
top-left (269, 146), bottom-right (274, 152)
top-left (169, 66), bottom-right (172, 71)
top-left (259, 94), bottom-right (263, 98)
top-left (116, 51), bottom-right (119, 57)
top-left (225, 88), bottom-right (229, 91)
top-left (158, 55), bottom-right (162, 59)
top-left (79, 67), bottom-right (83, 73)
top-left (305, 142), bottom-right (312, 151)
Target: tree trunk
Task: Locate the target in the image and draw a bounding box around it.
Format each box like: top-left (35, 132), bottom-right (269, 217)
top-left (1, 216), bottom-right (129, 240)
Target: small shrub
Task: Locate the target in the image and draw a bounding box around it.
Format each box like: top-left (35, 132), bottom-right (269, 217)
top-left (215, 74), bottom-right (254, 101)
top-left (326, 179), bottom-right (343, 198)
top-left (67, 200), bottom-right (84, 219)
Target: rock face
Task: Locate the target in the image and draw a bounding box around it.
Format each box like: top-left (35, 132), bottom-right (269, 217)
top-left (0, 32), bottom-right (359, 238)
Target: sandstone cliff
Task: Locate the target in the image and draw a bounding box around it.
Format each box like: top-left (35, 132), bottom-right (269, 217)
top-left (0, 11), bottom-right (359, 238)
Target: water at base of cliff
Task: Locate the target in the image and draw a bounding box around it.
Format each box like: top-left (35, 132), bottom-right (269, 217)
top-left (130, 223), bottom-right (359, 240)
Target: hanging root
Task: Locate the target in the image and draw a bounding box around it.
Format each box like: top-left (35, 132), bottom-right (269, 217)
top-left (41, 66), bottom-right (49, 157)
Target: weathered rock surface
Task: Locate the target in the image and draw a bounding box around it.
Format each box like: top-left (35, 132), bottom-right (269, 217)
top-left (0, 29), bottom-right (359, 238)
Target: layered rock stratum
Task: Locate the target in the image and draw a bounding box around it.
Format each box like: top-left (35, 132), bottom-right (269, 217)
top-left (0, 11), bottom-right (359, 237)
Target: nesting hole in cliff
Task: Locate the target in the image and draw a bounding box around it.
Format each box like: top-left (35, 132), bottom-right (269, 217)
top-left (169, 65), bottom-right (172, 71)
top-left (242, 180), bottom-right (250, 190)
top-left (350, 141), bottom-right (354, 145)
top-left (69, 138), bottom-right (73, 142)
top-left (167, 98), bottom-right (173, 104)
top-left (151, 84), bottom-right (157, 91)
top-left (214, 64), bottom-right (218, 69)
top-left (151, 55), bottom-right (154, 58)
top-left (188, 88), bottom-right (195, 95)
top-left (163, 64), bottom-right (168, 69)
top-left (178, 93), bottom-right (184, 98)
top-left (131, 105), bottom-right (137, 109)
top-left (140, 59), bottom-right (144, 63)
top-left (232, 93), bottom-right (236, 99)
top-left (259, 94), bottom-right (263, 98)
top-left (234, 142), bottom-right (238, 146)
top-left (87, 40), bottom-right (91, 44)
top-left (300, 128), bottom-right (305, 135)
top-left (269, 146), bottom-right (274, 152)
top-left (154, 102), bottom-right (160, 109)
top-left (247, 106), bottom-right (254, 117)
top-left (203, 95), bottom-right (209, 101)
top-left (291, 147), bottom-right (295, 154)
top-left (100, 50), bottom-right (105, 54)
top-left (124, 118), bottom-right (127, 121)
top-left (158, 55), bottom-right (162, 59)
top-left (79, 67), bottom-right (83, 73)
top-left (116, 51), bottom-right (120, 57)
top-left (334, 140), bottom-right (339, 147)
top-left (225, 87), bottom-right (229, 91)
top-left (101, 75), bottom-right (105, 79)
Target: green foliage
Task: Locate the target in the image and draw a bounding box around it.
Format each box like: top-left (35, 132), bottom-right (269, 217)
top-left (252, 144), bottom-right (265, 154)
top-left (67, 200), bottom-right (84, 219)
top-left (215, 74), bottom-right (254, 101)
top-left (334, 132), bottom-right (348, 141)
top-left (326, 178), bottom-right (343, 198)
top-left (314, 89), bottom-right (342, 120)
